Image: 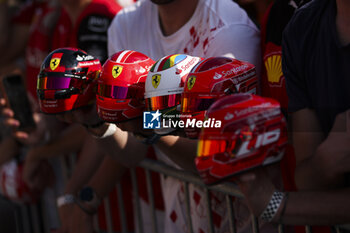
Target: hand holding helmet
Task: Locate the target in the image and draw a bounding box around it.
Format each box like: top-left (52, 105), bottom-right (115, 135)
top-left (181, 57), bottom-right (258, 139)
top-left (96, 50), bottom-right (154, 124)
top-left (196, 94), bottom-right (287, 185)
top-left (37, 48), bottom-right (102, 127)
top-left (144, 54), bottom-right (202, 135)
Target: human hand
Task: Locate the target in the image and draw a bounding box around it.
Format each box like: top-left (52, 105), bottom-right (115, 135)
top-left (0, 97), bottom-right (18, 128)
top-left (57, 204), bottom-right (94, 233)
top-left (235, 167), bottom-right (275, 217)
top-left (56, 103), bottom-right (101, 126)
top-left (57, 204), bottom-right (74, 233)
top-left (1, 96), bottom-right (48, 146)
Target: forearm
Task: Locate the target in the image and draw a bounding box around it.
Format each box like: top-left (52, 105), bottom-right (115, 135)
top-left (293, 109), bottom-right (350, 190)
top-left (295, 130), bottom-right (348, 190)
top-left (295, 153), bottom-right (344, 190)
top-left (89, 124), bottom-right (149, 167)
top-left (155, 135), bottom-right (197, 172)
top-left (64, 136), bottom-right (105, 194)
top-left (275, 188), bottom-right (350, 225)
top-left (87, 156), bottom-right (127, 199)
top-left (29, 124), bottom-right (88, 161)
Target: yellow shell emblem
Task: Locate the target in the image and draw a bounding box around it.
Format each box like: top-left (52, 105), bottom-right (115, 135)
top-left (152, 74), bottom-right (161, 89)
top-left (265, 55), bottom-right (283, 84)
top-left (112, 65), bottom-right (123, 79)
top-left (50, 58), bottom-right (61, 71)
top-left (187, 76), bottom-right (196, 90)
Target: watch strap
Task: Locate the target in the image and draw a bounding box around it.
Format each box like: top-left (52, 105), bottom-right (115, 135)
top-left (56, 194), bottom-right (75, 207)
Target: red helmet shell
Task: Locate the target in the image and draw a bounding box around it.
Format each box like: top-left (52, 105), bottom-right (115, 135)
top-left (37, 47), bottom-right (101, 114)
top-left (96, 50), bottom-right (155, 123)
top-left (181, 57), bottom-right (258, 139)
top-left (196, 94), bottom-right (287, 185)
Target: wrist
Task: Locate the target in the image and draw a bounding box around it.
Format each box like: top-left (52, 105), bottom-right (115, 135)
top-left (133, 132), bottom-right (161, 145)
top-left (275, 192), bottom-right (289, 223)
top-left (260, 191), bottom-right (287, 222)
top-left (87, 123), bottom-right (117, 139)
top-left (76, 186), bottom-right (102, 215)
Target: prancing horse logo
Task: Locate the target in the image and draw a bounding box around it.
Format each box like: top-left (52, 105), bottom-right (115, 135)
top-left (112, 65), bottom-right (123, 78)
top-left (187, 75), bottom-right (196, 90)
top-left (152, 74), bottom-right (161, 89)
top-left (50, 58), bottom-right (60, 71)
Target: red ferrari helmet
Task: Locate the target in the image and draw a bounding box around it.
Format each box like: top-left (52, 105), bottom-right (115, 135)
top-left (96, 50), bottom-right (155, 123)
top-left (196, 94), bottom-right (287, 185)
top-left (37, 47), bottom-right (101, 114)
top-left (181, 57), bottom-right (257, 138)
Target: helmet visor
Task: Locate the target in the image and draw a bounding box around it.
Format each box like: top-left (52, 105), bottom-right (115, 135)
top-left (37, 76), bottom-right (72, 90)
top-left (197, 126), bottom-right (253, 157)
top-left (37, 73), bottom-right (82, 90)
top-left (181, 93), bottom-right (217, 113)
top-left (146, 94), bottom-right (181, 111)
top-left (197, 139), bottom-right (227, 157)
top-left (97, 83), bottom-right (141, 99)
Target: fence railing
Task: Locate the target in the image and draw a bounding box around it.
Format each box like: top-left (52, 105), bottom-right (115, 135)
top-left (1, 158), bottom-right (350, 233)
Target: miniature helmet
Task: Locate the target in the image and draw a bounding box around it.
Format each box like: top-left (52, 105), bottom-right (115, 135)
top-left (37, 47), bottom-right (101, 114)
top-left (181, 57), bottom-right (258, 139)
top-left (145, 54), bottom-right (202, 112)
top-left (96, 50), bottom-right (155, 123)
top-left (144, 54), bottom-right (202, 134)
top-left (196, 94), bottom-right (287, 185)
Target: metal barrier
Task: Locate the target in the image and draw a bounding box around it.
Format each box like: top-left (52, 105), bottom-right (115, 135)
top-left (136, 158), bottom-right (263, 233)
top-left (135, 158), bottom-right (350, 233)
top-left (3, 158), bottom-right (350, 233)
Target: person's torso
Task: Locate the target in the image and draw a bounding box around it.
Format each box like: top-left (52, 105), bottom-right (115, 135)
top-left (288, 0), bottom-right (350, 133)
top-left (24, 2), bottom-right (60, 99)
top-left (112, 0), bottom-right (257, 60)
top-left (52, 0), bottom-right (121, 63)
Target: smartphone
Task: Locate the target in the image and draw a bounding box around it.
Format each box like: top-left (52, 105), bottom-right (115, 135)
top-left (0, 74), bottom-right (36, 132)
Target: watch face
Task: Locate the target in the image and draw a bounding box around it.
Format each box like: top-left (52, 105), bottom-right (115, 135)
top-left (79, 187), bottom-right (94, 202)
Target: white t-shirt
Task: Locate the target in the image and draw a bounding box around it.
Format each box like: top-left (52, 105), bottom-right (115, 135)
top-left (108, 0), bottom-right (264, 232)
top-left (108, 0), bottom-right (261, 73)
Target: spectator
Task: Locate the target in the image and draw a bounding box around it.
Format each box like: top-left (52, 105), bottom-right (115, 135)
top-left (0, 0), bottom-right (122, 232)
top-left (236, 0), bottom-right (350, 227)
top-left (259, 1), bottom-right (333, 232)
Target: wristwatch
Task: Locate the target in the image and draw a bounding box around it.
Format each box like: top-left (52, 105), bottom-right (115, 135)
top-left (56, 194), bottom-right (75, 207)
top-left (76, 187), bottom-right (101, 215)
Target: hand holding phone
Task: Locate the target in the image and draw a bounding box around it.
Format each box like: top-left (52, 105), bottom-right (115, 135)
top-left (0, 74), bottom-right (36, 132)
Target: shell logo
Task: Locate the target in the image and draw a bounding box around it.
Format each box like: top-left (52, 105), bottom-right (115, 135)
top-left (265, 55), bottom-right (283, 85)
